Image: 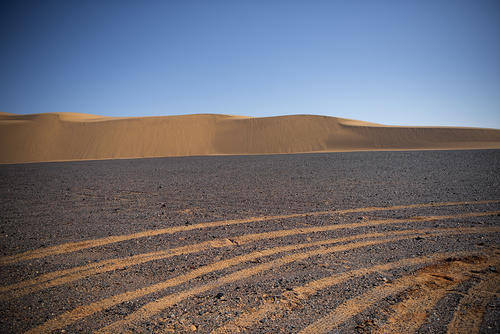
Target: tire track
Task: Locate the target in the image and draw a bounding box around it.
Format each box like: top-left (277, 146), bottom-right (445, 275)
top-left (92, 228), bottom-right (499, 334)
top-left (372, 269), bottom-right (471, 333)
top-left (298, 252), bottom-right (500, 334)
top-left (447, 273), bottom-right (500, 334)
top-left (211, 252), bottom-right (470, 334)
top-left (0, 238), bottom-right (234, 301)
top-left (2, 200), bottom-right (497, 265)
top-left (24, 229), bottom-right (448, 334)
top-left (3, 210), bottom-right (498, 300)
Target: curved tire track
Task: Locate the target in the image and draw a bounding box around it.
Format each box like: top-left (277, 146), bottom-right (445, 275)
top-left (447, 273), bottom-right (500, 334)
top-left (3, 210), bottom-right (499, 300)
top-left (2, 200), bottom-right (497, 265)
top-left (299, 253), bottom-right (500, 334)
top-left (94, 228), bottom-right (499, 334)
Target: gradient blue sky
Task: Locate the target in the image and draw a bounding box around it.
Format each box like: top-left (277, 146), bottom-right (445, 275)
top-left (1, 0), bottom-right (500, 128)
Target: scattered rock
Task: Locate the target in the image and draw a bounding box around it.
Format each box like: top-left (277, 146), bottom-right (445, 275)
top-left (355, 319), bottom-right (378, 333)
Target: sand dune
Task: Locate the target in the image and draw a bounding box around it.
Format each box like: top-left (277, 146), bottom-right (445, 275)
top-left (1, 112), bottom-right (499, 164)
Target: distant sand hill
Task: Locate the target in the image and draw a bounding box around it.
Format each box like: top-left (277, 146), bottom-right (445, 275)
top-left (1, 112), bottom-right (499, 164)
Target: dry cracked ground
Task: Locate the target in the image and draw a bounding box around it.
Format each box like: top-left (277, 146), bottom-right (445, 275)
top-left (1, 150), bottom-right (499, 333)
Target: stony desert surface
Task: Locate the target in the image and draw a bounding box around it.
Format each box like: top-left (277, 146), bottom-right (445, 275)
top-left (0, 150), bottom-right (499, 333)
top-left (1, 112), bottom-right (500, 164)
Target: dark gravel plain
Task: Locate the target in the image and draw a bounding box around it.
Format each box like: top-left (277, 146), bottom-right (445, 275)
top-left (0, 150), bottom-right (499, 333)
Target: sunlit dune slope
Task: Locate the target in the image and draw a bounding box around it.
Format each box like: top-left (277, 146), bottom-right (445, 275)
top-left (1, 112), bottom-right (500, 163)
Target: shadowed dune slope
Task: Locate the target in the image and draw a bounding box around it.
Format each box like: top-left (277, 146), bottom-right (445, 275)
top-left (1, 113), bottom-right (500, 163)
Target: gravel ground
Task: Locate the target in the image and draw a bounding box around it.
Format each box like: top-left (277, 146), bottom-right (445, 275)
top-left (0, 150), bottom-right (499, 333)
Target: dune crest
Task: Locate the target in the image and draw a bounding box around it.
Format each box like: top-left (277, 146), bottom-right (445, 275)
top-left (1, 112), bottom-right (499, 164)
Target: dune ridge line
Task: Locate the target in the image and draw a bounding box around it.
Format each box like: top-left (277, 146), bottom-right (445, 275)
top-left (1, 112), bottom-right (500, 164)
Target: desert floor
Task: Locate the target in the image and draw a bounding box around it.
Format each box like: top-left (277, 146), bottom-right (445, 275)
top-left (1, 150), bottom-right (499, 333)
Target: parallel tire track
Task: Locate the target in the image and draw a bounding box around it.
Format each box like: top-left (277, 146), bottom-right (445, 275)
top-left (210, 251), bottom-right (473, 334)
top-left (93, 228), bottom-right (499, 334)
top-left (3, 210), bottom-right (499, 300)
top-left (298, 253), bottom-right (500, 334)
top-left (23, 228), bottom-right (456, 333)
top-left (372, 267), bottom-right (497, 333)
top-left (24, 227), bottom-right (498, 334)
top-left (447, 273), bottom-right (500, 334)
top-left (213, 250), bottom-right (500, 333)
top-left (2, 200), bottom-right (497, 265)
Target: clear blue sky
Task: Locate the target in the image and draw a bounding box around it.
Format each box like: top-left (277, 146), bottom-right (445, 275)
top-left (1, 0), bottom-right (499, 128)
